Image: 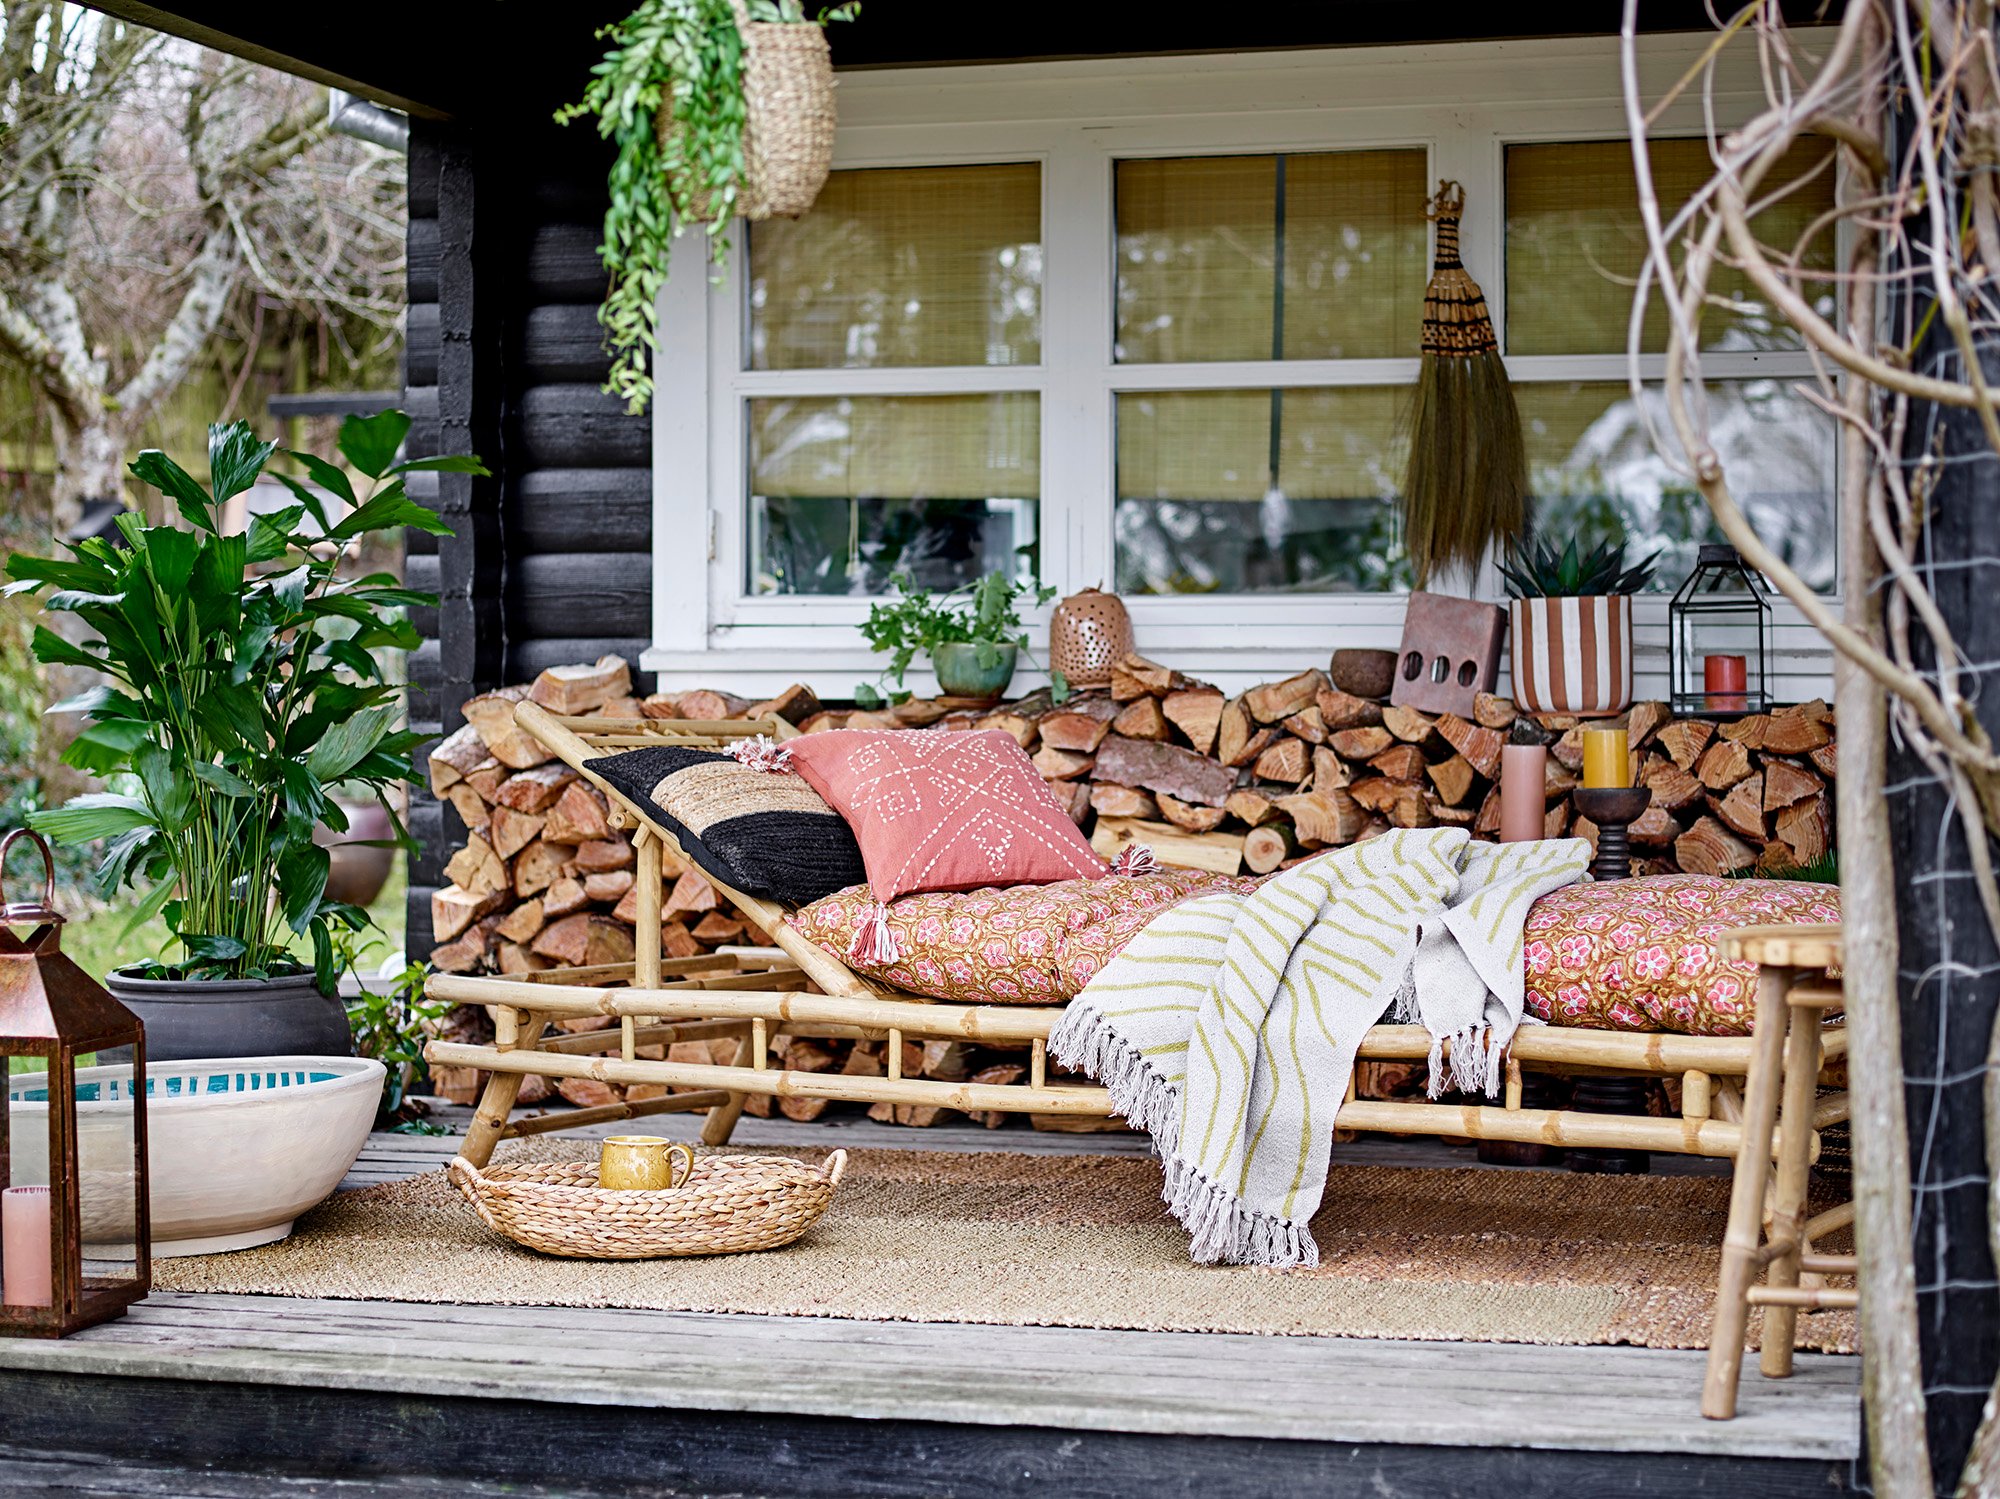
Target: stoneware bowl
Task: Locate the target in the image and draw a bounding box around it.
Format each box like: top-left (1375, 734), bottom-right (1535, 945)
top-left (6, 1055), bottom-right (383, 1257)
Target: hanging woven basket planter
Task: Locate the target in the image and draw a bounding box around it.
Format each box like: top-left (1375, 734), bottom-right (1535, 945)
top-left (657, 0), bottom-right (837, 222)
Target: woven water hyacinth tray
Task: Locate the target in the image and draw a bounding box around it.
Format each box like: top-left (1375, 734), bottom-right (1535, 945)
top-left (449, 1150), bottom-right (845, 1258)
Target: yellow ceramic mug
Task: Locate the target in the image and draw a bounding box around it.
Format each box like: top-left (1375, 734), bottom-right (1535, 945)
top-left (598, 1136), bottom-right (696, 1191)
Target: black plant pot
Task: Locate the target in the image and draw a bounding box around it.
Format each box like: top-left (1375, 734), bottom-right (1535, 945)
top-left (103, 970), bottom-right (353, 1063)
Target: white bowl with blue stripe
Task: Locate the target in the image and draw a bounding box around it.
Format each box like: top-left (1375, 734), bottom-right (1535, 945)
top-left (8, 1056), bottom-right (384, 1257)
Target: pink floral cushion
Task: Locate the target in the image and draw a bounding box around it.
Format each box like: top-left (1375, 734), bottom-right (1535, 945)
top-left (1523, 875), bottom-right (1841, 1035)
top-left (788, 867), bottom-right (1259, 1003)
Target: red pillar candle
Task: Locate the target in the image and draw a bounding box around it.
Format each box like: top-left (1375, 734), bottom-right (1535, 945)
top-left (1704, 654), bottom-right (1748, 711)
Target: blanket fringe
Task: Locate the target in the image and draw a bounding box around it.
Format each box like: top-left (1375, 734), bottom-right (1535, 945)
top-left (1049, 1005), bottom-right (1318, 1269)
top-left (1427, 1023), bottom-right (1507, 1099)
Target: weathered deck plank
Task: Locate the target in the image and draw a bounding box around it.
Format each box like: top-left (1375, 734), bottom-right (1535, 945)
top-left (0, 1119), bottom-right (1855, 1499)
top-left (0, 1289), bottom-right (1857, 1461)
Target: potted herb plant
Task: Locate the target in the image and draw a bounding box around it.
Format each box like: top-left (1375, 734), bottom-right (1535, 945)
top-left (860, 570), bottom-right (1057, 703)
top-left (560, 0), bottom-right (855, 412)
top-left (2, 412), bottom-right (479, 1061)
top-left (1499, 539), bottom-right (1658, 717)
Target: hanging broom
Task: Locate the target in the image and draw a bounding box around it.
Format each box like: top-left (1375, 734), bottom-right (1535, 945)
top-left (1401, 180), bottom-right (1527, 590)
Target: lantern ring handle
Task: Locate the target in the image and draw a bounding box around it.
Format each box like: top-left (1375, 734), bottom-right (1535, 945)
top-left (0, 827), bottom-right (61, 925)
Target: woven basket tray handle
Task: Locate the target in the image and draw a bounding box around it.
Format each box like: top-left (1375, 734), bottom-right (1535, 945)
top-left (448, 1156), bottom-right (508, 1235)
top-left (820, 1149), bottom-right (848, 1187)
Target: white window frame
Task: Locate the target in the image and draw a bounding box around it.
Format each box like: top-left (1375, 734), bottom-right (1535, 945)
top-left (644, 32), bottom-right (1840, 697)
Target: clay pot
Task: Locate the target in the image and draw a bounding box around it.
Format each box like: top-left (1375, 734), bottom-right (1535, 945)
top-left (1329, 648), bottom-right (1399, 701)
top-left (318, 796), bottom-right (395, 907)
top-left (931, 642), bottom-right (1017, 700)
top-left (1508, 595), bottom-right (1634, 717)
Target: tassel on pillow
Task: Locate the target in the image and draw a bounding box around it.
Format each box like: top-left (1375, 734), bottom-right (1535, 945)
top-left (1110, 843), bottom-right (1160, 877)
top-left (727, 735), bottom-right (793, 773)
top-left (847, 901), bottom-right (901, 966)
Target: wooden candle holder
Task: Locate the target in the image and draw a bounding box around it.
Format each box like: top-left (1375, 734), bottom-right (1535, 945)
top-left (1574, 786), bottom-right (1651, 882)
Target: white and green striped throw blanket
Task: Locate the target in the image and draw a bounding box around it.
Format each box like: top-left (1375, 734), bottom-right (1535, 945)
top-left (1048, 829), bottom-right (1590, 1268)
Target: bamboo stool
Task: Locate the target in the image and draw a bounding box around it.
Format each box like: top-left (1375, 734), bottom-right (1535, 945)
top-left (1700, 923), bottom-right (1855, 1421)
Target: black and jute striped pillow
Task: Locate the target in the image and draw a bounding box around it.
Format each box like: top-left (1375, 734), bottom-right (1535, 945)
top-left (585, 746), bottom-right (867, 908)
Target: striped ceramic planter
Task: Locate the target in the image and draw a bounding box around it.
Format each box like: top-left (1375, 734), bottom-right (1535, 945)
top-left (1508, 594), bottom-right (1634, 717)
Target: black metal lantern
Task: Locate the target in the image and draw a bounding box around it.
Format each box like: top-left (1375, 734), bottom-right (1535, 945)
top-left (0, 830), bottom-right (149, 1338)
top-left (1669, 544), bottom-right (1774, 718)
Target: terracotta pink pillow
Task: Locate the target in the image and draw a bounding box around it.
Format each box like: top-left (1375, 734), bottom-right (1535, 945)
top-left (784, 730), bottom-right (1107, 914)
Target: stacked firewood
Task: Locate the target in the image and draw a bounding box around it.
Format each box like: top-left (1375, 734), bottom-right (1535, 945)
top-left (420, 652), bottom-right (1835, 1120)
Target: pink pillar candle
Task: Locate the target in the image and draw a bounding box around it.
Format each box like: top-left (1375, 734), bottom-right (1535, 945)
top-left (2, 1185), bottom-right (53, 1308)
top-left (1500, 744), bottom-right (1548, 843)
top-left (1704, 654), bottom-right (1748, 712)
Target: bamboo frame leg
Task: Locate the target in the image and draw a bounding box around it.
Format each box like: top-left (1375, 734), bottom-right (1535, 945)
top-left (1759, 990), bottom-right (1825, 1379)
top-left (700, 1029), bottom-right (757, 1147)
top-left (460, 1009), bottom-right (549, 1170)
top-left (1701, 965), bottom-right (1794, 1420)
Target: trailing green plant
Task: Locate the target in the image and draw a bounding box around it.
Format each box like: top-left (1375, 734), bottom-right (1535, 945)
top-left (558, 0), bottom-right (857, 413)
top-left (1499, 538), bottom-right (1659, 599)
top-left (856, 570), bottom-right (1056, 701)
top-left (340, 943), bottom-right (452, 1132)
top-left (2, 411), bottom-right (483, 992)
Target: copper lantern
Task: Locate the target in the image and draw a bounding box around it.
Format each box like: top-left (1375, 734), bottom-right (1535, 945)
top-left (0, 829), bottom-right (149, 1337)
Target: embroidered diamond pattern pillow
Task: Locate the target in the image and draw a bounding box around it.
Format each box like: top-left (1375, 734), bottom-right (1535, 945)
top-left (784, 728), bottom-right (1107, 902)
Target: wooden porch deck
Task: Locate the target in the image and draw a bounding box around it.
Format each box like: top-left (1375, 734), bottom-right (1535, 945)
top-left (0, 1117), bottom-right (1862, 1499)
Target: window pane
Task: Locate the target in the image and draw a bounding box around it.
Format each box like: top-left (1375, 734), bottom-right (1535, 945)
top-left (1505, 137), bottom-right (1836, 357)
top-left (748, 164), bottom-right (1042, 370)
top-left (1114, 388), bottom-right (1409, 593)
top-left (1115, 150), bottom-right (1428, 364)
top-left (748, 394), bottom-right (1038, 596)
top-left (1518, 380), bottom-right (1836, 591)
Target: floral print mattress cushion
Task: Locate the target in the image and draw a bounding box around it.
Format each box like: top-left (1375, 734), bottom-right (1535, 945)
top-left (1523, 873), bottom-right (1841, 1035)
top-left (788, 866), bottom-right (1259, 1004)
top-left (794, 863), bottom-right (1839, 1033)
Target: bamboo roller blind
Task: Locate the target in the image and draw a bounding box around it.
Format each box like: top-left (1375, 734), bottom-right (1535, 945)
top-left (1117, 387), bottom-right (1405, 502)
top-left (1503, 136), bottom-right (1837, 357)
top-left (748, 163), bottom-right (1043, 370)
top-left (750, 394), bottom-right (1040, 500)
top-left (1114, 149), bottom-right (1428, 364)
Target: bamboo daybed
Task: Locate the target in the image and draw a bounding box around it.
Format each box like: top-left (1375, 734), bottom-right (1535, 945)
top-left (429, 702), bottom-right (1849, 1171)
top-left (424, 704), bottom-right (1852, 1416)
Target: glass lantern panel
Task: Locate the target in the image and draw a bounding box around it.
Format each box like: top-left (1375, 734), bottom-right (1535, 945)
top-left (73, 1054), bottom-right (141, 1291)
top-left (2, 1048), bottom-right (57, 1315)
top-left (1676, 608), bottom-right (1769, 712)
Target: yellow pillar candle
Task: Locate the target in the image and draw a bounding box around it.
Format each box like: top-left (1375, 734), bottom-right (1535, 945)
top-left (1581, 727), bottom-right (1630, 789)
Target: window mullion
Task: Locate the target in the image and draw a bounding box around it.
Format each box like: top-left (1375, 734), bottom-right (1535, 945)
top-left (1043, 134), bottom-right (1111, 593)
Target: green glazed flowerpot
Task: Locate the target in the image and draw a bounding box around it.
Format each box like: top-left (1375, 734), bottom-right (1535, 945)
top-left (931, 642), bottom-right (1017, 700)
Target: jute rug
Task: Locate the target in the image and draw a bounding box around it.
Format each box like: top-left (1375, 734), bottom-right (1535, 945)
top-left (156, 1142), bottom-right (1856, 1352)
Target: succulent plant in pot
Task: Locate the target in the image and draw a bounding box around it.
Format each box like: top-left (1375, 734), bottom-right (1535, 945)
top-left (1499, 539), bottom-right (1658, 718)
top-left (2, 412), bottom-right (481, 1062)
